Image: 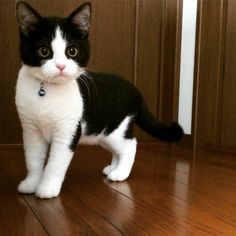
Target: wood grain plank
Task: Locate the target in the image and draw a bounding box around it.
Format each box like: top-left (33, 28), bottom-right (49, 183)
top-left (1, 147), bottom-right (236, 234)
top-left (106, 180), bottom-right (236, 236)
top-left (0, 190), bottom-right (47, 236)
top-left (65, 152), bottom-right (197, 235)
top-left (24, 193), bottom-right (122, 235)
top-left (72, 149), bottom-right (236, 235)
top-left (0, 148), bottom-right (47, 235)
top-left (2, 148), bottom-right (122, 235)
top-left (65, 169), bottom-right (180, 235)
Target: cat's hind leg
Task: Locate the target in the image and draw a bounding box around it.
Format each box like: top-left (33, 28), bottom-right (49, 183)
top-left (106, 138), bottom-right (137, 182)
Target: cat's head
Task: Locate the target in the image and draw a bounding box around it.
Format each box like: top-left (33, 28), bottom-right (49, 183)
top-left (16, 1), bottom-right (91, 84)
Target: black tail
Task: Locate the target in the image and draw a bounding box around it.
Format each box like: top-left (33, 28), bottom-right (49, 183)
top-left (136, 101), bottom-right (184, 142)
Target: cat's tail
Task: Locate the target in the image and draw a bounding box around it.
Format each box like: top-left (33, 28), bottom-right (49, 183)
top-left (136, 100), bottom-right (184, 142)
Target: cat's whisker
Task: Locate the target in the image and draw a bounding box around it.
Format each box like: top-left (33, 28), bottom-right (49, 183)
top-left (79, 76), bottom-right (91, 101)
top-left (82, 70), bottom-right (98, 94)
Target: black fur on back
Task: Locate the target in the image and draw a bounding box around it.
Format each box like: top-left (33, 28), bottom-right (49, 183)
top-left (76, 72), bottom-right (184, 143)
top-left (77, 72), bottom-right (141, 138)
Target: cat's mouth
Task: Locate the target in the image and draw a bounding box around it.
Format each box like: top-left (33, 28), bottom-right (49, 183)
top-left (49, 70), bottom-right (82, 83)
top-left (55, 71), bottom-right (66, 77)
top-left (39, 73), bottom-right (71, 84)
top-left (52, 73), bottom-right (70, 82)
top-left (53, 68), bottom-right (84, 79)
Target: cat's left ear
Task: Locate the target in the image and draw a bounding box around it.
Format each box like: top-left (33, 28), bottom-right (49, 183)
top-left (67, 2), bottom-right (91, 34)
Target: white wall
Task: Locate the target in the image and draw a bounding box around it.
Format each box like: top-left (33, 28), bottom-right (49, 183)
top-left (178, 0), bottom-right (198, 135)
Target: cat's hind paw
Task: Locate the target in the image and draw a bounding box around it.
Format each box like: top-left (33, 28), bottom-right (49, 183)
top-left (107, 169), bottom-right (130, 182)
top-left (102, 165), bottom-right (114, 175)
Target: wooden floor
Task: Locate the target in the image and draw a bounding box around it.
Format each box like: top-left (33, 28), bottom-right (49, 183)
top-left (1, 146), bottom-right (236, 235)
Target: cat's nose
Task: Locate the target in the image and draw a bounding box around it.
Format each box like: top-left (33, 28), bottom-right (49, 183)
top-left (56, 64), bottom-right (66, 71)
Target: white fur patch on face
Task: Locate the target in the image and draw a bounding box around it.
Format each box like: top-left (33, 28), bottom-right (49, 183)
top-left (27, 27), bottom-right (84, 83)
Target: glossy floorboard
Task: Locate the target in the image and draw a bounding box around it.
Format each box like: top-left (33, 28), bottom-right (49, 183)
top-left (1, 146), bottom-right (236, 235)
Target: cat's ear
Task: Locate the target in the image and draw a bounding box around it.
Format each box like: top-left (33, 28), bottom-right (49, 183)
top-left (67, 2), bottom-right (91, 34)
top-left (16, 0), bottom-right (42, 35)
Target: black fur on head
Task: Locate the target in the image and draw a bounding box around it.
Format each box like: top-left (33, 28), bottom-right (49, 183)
top-left (16, 1), bottom-right (92, 67)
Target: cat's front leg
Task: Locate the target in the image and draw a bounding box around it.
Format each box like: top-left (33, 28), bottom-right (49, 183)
top-left (35, 141), bottom-right (74, 198)
top-left (36, 125), bottom-right (81, 198)
top-left (18, 129), bottom-right (48, 194)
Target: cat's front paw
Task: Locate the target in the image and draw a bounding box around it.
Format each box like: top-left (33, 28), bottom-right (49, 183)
top-left (107, 168), bottom-right (130, 182)
top-left (18, 177), bottom-right (41, 194)
top-left (35, 182), bottom-right (61, 199)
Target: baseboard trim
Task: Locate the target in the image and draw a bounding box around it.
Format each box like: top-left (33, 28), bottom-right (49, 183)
top-left (205, 144), bottom-right (236, 155)
top-left (0, 144), bottom-right (23, 150)
top-left (176, 134), bottom-right (192, 149)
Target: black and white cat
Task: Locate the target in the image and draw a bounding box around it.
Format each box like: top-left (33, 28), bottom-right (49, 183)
top-left (15, 1), bottom-right (183, 198)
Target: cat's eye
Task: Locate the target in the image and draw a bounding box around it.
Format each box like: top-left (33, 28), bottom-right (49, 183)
top-left (38, 47), bottom-right (51, 58)
top-left (66, 46), bottom-right (79, 58)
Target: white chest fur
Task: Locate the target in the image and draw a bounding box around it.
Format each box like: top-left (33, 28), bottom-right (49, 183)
top-left (16, 66), bottom-right (83, 143)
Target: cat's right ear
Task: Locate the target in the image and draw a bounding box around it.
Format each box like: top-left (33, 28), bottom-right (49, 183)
top-left (16, 0), bottom-right (42, 35)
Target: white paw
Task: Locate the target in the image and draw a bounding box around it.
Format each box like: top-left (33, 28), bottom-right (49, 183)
top-left (35, 182), bottom-right (61, 199)
top-left (18, 177), bottom-right (41, 194)
top-left (103, 165), bottom-right (115, 175)
top-left (107, 168), bottom-right (130, 181)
